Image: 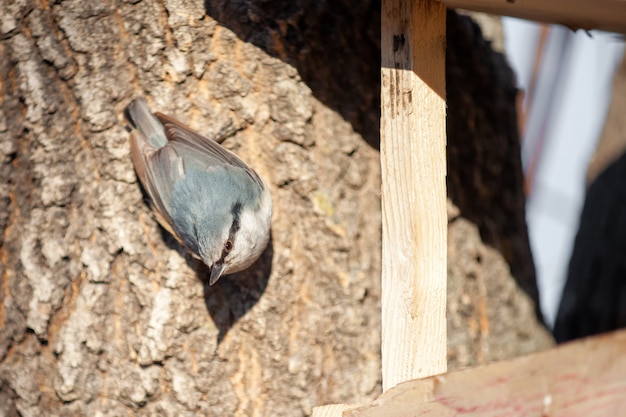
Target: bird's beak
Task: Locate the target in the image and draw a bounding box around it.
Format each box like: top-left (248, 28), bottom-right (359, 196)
top-left (209, 263), bottom-right (226, 286)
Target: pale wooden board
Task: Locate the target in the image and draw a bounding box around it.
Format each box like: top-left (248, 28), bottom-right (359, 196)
top-left (441, 0), bottom-right (626, 33)
top-left (311, 404), bottom-right (357, 417)
top-left (346, 329), bottom-right (626, 416)
top-left (380, 0), bottom-right (448, 392)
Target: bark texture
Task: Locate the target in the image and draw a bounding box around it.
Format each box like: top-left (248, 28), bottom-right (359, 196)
top-left (445, 13), bottom-right (553, 368)
top-left (0, 2), bottom-right (550, 416)
top-left (447, 13), bottom-right (541, 317)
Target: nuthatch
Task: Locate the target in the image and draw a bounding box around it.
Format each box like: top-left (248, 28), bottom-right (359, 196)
top-left (125, 98), bottom-right (272, 285)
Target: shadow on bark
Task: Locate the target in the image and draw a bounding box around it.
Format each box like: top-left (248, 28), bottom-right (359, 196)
top-left (203, 0), bottom-right (381, 149)
top-left (446, 13), bottom-right (542, 319)
top-left (200, 236), bottom-right (273, 343)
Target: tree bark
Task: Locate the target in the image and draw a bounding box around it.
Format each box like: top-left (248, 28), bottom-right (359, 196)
top-left (0, 2), bottom-right (551, 416)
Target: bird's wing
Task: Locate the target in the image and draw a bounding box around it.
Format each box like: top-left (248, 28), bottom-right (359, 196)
top-left (155, 112), bottom-right (265, 190)
top-left (129, 127), bottom-right (186, 244)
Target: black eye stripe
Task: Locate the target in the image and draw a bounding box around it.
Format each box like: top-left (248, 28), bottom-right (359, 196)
top-left (230, 202), bottom-right (242, 235)
top-left (216, 202), bottom-right (243, 264)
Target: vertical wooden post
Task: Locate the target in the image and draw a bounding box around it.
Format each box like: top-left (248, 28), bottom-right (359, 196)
top-left (380, 0), bottom-right (447, 392)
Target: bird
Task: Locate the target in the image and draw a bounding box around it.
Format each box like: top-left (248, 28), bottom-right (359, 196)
top-left (124, 98), bottom-right (272, 285)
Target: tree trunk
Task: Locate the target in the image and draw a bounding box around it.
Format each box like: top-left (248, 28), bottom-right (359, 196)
top-left (0, 2), bottom-right (550, 416)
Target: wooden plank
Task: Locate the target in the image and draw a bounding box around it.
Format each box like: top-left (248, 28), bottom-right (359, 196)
top-left (441, 0), bottom-right (626, 33)
top-left (380, 0), bottom-right (448, 392)
top-left (311, 404), bottom-right (357, 417)
top-left (346, 329), bottom-right (626, 417)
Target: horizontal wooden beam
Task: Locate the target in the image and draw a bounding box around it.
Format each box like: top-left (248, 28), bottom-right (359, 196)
top-left (441, 0), bottom-right (626, 33)
top-left (346, 329), bottom-right (626, 416)
top-left (312, 404), bottom-right (357, 417)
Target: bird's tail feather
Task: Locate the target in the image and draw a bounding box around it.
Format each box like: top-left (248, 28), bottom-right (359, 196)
top-left (125, 98), bottom-right (168, 148)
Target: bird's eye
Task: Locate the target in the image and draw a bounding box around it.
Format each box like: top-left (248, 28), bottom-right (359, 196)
top-left (225, 240), bottom-right (233, 252)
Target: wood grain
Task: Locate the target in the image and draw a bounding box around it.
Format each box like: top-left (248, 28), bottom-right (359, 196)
top-left (347, 329), bottom-right (626, 416)
top-left (442, 0), bottom-right (626, 33)
top-left (380, 0), bottom-right (448, 392)
top-left (311, 404), bottom-right (357, 417)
